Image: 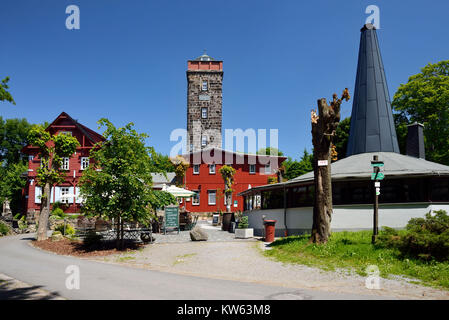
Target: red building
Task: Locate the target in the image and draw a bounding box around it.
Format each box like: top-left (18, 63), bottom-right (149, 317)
top-left (22, 112), bottom-right (105, 217)
top-left (181, 148), bottom-right (286, 213)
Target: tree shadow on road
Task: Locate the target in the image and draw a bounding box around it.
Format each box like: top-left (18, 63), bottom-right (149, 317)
top-left (0, 279), bottom-right (63, 300)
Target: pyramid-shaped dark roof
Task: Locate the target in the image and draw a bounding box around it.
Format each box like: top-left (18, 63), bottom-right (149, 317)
top-left (346, 24), bottom-right (400, 156)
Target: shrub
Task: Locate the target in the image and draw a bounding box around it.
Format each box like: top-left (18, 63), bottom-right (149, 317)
top-left (83, 231), bottom-right (103, 246)
top-left (0, 221), bottom-right (10, 236)
top-left (55, 224), bottom-right (75, 236)
top-left (238, 216), bottom-right (249, 229)
top-left (51, 208), bottom-right (65, 219)
top-left (378, 210), bottom-right (449, 261)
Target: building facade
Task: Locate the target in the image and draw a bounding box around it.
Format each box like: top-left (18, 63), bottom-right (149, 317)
top-left (182, 148), bottom-right (285, 214)
top-left (22, 112), bottom-right (105, 218)
top-left (187, 53), bottom-right (223, 152)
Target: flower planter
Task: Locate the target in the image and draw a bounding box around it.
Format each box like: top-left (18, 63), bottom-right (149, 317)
top-left (235, 228), bottom-right (253, 239)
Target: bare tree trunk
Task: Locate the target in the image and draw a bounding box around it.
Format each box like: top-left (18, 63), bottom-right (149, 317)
top-left (225, 192), bottom-right (231, 213)
top-left (37, 183), bottom-right (51, 241)
top-left (310, 90), bottom-right (350, 244)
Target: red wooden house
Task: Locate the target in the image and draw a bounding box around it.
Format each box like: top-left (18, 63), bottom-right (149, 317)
top-left (181, 148), bottom-right (286, 213)
top-left (22, 112), bottom-right (105, 218)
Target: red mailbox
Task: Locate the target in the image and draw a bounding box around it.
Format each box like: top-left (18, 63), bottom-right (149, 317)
top-left (263, 220), bottom-right (277, 243)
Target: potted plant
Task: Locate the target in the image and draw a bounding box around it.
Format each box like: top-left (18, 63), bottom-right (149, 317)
top-left (235, 216), bottom-right (253, 239)
top-left (219, 165), bottom-right (236, 232)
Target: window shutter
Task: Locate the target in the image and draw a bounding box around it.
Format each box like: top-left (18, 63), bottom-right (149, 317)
top-left (69, 187), bottom-right (74, 203)
top-left (35, 186), bottom-right (42, 204)
top-left (54, 186), bottom-right (61, 203)
top-left (50, 187), bottom-right (55, 203)
top-left (75, 187), bottom-right (81, 204)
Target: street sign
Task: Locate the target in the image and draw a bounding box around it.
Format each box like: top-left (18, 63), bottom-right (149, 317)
top-left (371, 162), bottom-right (384, 167)
top-left (371, 172), bottom-right (384, 180)
top-left (318, 160), bottom-right (328, 166)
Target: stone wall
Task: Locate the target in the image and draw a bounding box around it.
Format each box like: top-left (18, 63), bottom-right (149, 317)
top-left (187, 70), bottom-right (223, 152)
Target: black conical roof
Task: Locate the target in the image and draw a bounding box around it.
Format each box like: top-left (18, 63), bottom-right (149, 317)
top-left (346, 24), bottom-right (400, 156)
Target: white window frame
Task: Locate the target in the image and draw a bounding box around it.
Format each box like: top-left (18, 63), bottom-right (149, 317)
top-left (209, 164), bottom-right (216, 174)
top-left (201, 107), bottom-right (208, 119)
top-left (208, 190), bottom-right (216, 205)
top-left (61, 157), bottom-right (70, 170)
top-left (201, 80), bottom-right (208, 91)
top-left (81, 157), bottom-right (89, 170)
top-left (201, 136), bottom-right (207, 147)
top-left (192, 190), bottom-right (200, 205)
top-left (249, 164), bottom-right (256, 174)
top-left (193, 164), bottom-right (200, 174)
top-left (28, 155), bottom-right (34, 161)
top-left (60, 187), bottom-right (70, 204)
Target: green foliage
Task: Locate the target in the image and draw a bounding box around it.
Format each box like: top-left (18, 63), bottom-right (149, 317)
top-left (267, 176), bottom-right (278, 184)
top-left (219, 165), bottom-right (236, 194)
top-left (17, 216), bottom-right (27, 230)
top-left (169, 155), bottom-right (189, 187)
top-left (0, 77), bottom-right (15, 105)
top-left (378, 210), bottom-right (449, 261)
top-left (257, 147), bottom-right (283, 156)
top-left (265, 230), bottom-right (449, 289)
top-left (55, 224), bottom-right (75, 236)
top-left (51, 208), bottom-right (65, 219)
top-left (0, 221), bottom-right (10, 236)
top-left (0, 117), bottom-right (33, 165)
top-left (238, 216), bottom-right (249, 229)
top-left (333, 117), bottom-right (351, 160)
top-left (79, 119), bottom-right (174, 247)
top-left (0, 162), bottom-right (28, 213)
top-left (27, 125), bottom-right (80, 187)
top-left (149, 151), bottom-right (175, 173)
top-left (282, 149), bottom-right (313, 181)
top-left (392, 60), bottom-right (449, 165)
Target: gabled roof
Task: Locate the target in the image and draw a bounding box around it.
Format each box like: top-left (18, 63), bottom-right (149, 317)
top-left (46, 112), bottom-right (104, 144)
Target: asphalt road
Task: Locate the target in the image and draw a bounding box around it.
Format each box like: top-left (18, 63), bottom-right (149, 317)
top-left (0, 234), bottom-right (388, 300)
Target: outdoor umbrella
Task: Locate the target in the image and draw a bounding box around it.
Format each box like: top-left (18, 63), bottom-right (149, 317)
top-left (162, 184), bottom-right (197, 198)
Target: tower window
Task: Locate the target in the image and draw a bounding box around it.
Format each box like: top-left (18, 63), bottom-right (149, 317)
top-left (202, 81), bottom-right (208, 91)
top-left (201, 136), bottom-right (207, 147)
top-left (201, 107), bottom-right (208, 119)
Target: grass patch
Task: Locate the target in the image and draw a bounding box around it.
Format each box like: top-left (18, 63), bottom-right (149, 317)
top-left (173, 253), bottom-right (197, 266)
top-left (116, 256), bottom-right (136, 262)
top-left (264, 231), bottom-right (449, 290)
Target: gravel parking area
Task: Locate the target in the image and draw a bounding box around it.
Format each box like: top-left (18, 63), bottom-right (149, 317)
top-left (93, 220), bottom-right (449, 300)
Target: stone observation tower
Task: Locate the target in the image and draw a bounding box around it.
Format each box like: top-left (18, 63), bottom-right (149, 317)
top-left (346, 24), bottom-right (400, 156)
top-left (186, 52), bottom-right (223, 152)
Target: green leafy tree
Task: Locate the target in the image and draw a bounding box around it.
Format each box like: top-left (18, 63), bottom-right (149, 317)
top-left (170, 155), bottom-right (189, 187)
top-left (27, 125), bottom-right (80, 241)
top-left (0, 162), bottom-right (28, 214)
top-left (79, 119), bottom-right (175, 249)
top-left (149, 151), bottom-right (175, 173)
top-left (392, 60), bottom-right (449, 165)
top-left (0, 77), bottom-right (15, 105)
top-left (0, 117), bottom-right (33, 165)
top-left (283, 149), bottom-right (313, 181)
top-left (257, 147), bottom-right (283, 156)
top-left (219, 165), bottom-right (236, 213)
top-left (333, 117), bottom-right (351, 160)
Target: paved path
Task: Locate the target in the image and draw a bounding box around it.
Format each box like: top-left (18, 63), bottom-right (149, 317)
top-left (0, 233), bottom-right (384, 300)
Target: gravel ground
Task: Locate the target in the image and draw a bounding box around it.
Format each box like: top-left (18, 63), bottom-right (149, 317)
top-left (92, 220), bottom-right (449, 300)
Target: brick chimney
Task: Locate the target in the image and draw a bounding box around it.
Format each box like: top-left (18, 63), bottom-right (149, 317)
top-left (406, 122), bottom-right (425, 159)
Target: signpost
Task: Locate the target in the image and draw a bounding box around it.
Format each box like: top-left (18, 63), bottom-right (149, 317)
top-left (370, 155), bottom-right (384, 244)
top-left (164, 205), bottom-right (180, 235)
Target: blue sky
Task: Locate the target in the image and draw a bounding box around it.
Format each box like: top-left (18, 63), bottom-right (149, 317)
top-left (1, 0), bottom-right (448, 160)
